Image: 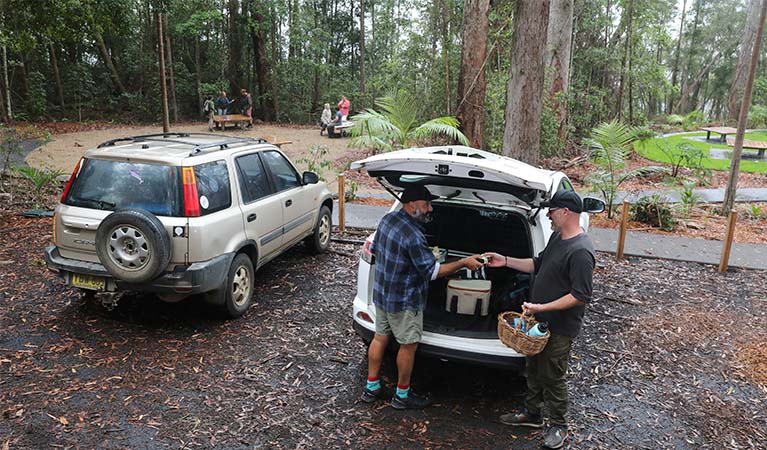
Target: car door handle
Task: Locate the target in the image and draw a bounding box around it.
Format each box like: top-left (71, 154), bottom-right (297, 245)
top-left (247, 213), bottom-right (257, 222)
top-left (285, 199), bottom-right (292, 207)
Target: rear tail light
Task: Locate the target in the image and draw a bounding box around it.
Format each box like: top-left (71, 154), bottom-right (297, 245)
top-left (361, 232), bottom-right (376, 264)
top-left (52, 212), bottom-right (57, 245)
top-left (182, 167), bottom-right (201, 217)
top-left (60, 158), bottom-right (83, 202)
top-left (356, 311), bottom-right (374, 324)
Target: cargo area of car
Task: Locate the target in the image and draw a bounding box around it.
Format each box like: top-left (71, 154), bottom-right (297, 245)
top-left (422, 202), bottom-right (532, 338)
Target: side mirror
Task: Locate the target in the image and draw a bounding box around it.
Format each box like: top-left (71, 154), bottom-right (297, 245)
top-left (583, 197), bottom-right (606, 214)
top-left (302, 171), bottom-right (319, 185)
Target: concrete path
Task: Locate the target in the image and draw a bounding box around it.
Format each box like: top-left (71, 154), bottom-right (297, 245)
top-left (332, 200), bottom-right (767, 271)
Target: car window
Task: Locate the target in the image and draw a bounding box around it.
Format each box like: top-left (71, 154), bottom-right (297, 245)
top-left (261, 150), bottom-right (301, 192)
top-left (193, 160), bottom-right (231, 215)
top-left (64, 159), bottom-right (182, 216)
top-left (235, 153), bottom-right (273, 203)
top-left (558, 178), bottom-right (574, 192)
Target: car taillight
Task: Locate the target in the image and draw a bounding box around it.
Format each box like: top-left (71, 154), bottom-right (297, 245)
top-left (52, 212), bottom-right (57, 245)
top-left (356, 311), bottom-right (374, 323)
top-left (361, 232), bottom-right (375, 264)
top-left (60, 158), bottom-right (83, 202)
top-left (182, 167), bottom-right (201, 217)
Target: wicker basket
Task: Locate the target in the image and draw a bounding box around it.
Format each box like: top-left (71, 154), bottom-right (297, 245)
top-left (497, 311), bottom-right (550, 356)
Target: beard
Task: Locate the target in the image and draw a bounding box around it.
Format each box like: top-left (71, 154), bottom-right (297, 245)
top-left (412, 206), bottom-right (433, 223)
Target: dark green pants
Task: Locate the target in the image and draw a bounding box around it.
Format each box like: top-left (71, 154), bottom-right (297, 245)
top-left (524, 333), bottom-right (573, 426)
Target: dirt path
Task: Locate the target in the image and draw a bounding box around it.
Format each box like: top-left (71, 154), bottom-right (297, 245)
top-left (24, 122), bottom-right (376, 195)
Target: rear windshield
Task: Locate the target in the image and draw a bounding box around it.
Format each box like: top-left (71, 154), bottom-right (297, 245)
top-left (64, 158), bottom-right (182, 216)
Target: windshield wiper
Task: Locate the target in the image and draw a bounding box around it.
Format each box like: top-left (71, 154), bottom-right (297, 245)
top-left (78, 197), bottom-right (116, 209)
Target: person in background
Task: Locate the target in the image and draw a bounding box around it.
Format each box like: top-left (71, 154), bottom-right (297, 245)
top-left (320, 103), bottom-right (332, 136)
top-left (240, 88), bottom-right (254, 129)
top-left (326, 108), bottom-right (344, 138)
top-left (361, 185), bottom-right (485, 410)
top-left (338, 95), bottom-right (350, 121)
top-left (216, 91), bottom-right (230, 116)
top-left (203, 95), bottom-right (216, 132)
top-left (484, 190), bottom-right (595, 450)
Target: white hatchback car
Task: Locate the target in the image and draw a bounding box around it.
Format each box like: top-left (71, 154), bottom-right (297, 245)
top-left (350, 146), bottom-right (604, 369)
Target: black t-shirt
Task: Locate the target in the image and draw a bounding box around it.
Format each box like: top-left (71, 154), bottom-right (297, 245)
top-left (531, 231), bottom-right (595, 338)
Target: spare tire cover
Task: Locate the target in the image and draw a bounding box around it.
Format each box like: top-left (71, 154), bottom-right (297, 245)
top-left (95, 208), bottom-right (172, 283)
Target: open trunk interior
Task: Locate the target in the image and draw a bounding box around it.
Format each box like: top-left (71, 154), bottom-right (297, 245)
top-left (422, 202), bottom-right (532, 338)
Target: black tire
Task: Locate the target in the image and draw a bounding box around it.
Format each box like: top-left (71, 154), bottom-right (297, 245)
top-left (221, 253), bottom-right (255, 318)
top-left (95, 209), bottom-right (171, 283)
top-left (305, 206), bottom-right (331, 254)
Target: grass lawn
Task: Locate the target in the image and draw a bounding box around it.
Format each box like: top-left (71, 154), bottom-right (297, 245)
top-left (635, 131), bottom-right (767, 173)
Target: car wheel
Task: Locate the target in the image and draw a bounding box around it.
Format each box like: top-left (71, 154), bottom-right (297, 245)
top-left (95, 209), bottom-right (171, 283)
top-left (222, 253), bottom-right (255, 318)
top-left (306, 206), bottom-right (331, 254)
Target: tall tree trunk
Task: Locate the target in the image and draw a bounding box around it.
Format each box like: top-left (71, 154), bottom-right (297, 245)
top-left (668, 0), bottom-right (687, 114)
top-left (723, 0), bottom-right (767, 214)
top-left (677, 0), bottom-right (702, 114)
top-left (359, 0), bottom-right (366, 95)
top-left (195, 38), bottom-right (203, 113)
top-left (456, 0), bottom-right (489, 149)
top-left (2, 46), bottom-right (11, 120)
top-left (441, 0), bottom-right (452, 115)
top-left (678, 58), bottom-right (716, 114)
top-left (728, 0), bottom-right (763, 123)
top-left (502, 0), bottom-right (550, 164)
top-left (228, 0), bottom-right (244, 94)
top-left (49, 44), bottom-right (65, 108)
top-left (271, 4), bottom-right (280, 120)
top-left (0, 67), bottom-right (7, 122)
top-left (546, 0), bottom-right (573, 142)
top-left (616, 0), bottom-right (633, 121)
top-left (94, 31), bottom-right (126, 95)
top-left (250, 0), bottom-right (273, 121)
top-left (156, 10), bottom-right (170, 132)
top-left (163, 14), bottom-right (178, 122)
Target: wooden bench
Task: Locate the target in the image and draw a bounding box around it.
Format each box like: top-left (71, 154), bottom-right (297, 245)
top-left (726, 138), bottom-right (767, 158)
top-left (213, 114), bottom-right (250, 130)
top-left (700, 126), bottom-right (738, 142)
top-left (327, 121), bottom-right (354, 138)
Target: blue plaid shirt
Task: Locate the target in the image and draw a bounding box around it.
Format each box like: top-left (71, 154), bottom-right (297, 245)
top-left (372, 209), bottom-right (437, 313)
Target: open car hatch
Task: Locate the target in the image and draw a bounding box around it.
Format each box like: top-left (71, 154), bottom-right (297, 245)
top-left (350, 146), bottom-right (553, 207)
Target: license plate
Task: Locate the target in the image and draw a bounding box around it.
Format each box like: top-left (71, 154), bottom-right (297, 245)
top-left (71, 273), bottom-right (106, 291)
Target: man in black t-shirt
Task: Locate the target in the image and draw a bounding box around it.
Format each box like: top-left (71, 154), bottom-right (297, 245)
top-left (485, 190), bottom-right (595, 450)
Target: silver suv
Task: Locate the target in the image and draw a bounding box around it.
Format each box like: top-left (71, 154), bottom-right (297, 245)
top-left (45, 133), bottom-right (333, 317)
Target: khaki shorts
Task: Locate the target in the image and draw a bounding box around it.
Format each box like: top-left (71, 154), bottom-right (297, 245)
top-left (375, 307), bottom-right (423, 345)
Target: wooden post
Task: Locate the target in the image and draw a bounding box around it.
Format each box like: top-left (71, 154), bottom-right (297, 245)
top-left (616, 200), bottom-right (630, 260)
top-left (718, 209), bottom-right (738, 273)
top-left (338, 175), bottom-right (346, 232)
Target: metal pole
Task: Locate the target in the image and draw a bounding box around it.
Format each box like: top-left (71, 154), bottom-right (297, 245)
top-left (338, 175), bottom-right (346, 232)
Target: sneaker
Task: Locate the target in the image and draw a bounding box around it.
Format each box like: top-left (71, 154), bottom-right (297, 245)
top-left (543, 425), bottom-right (568, 449)
top-left (360, 385), bottom-right (393, 403)
top-left (390, 391), bottom-right (432, 410)
top-left (499, 409), bottom-right (544, 428)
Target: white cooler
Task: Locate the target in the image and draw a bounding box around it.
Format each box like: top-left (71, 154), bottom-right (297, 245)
top-left (446, 279), bottom-right (491, 316)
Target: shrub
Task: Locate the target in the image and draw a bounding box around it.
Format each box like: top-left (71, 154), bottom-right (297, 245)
top-left (666, 114), bottom-right (684, 125)
top-left (632, 195), bottom-right (676, 231)
top-left (747, 105), bottom-right (767, 128)
top-left (676, 178), bottom-right (700, 219)
top-left (1, 129), bottom-right (24, 191)
top-left (682, 111), bottom-right (704, 131)
top-left (14, 166), bottom-right (65, 208)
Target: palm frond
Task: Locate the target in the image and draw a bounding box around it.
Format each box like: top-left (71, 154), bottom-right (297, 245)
top-left (376, 91), bottom-right (418, 139)
top-left (410, 117), bottom-right (470, 146)
top-left (615, 166), bottom-right (670, 184)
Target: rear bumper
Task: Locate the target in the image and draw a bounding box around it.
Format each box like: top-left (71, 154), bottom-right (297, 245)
top-left (352, 297), bottom-right (525, 371)
top-left (44, 245), bottom-right (232, 295)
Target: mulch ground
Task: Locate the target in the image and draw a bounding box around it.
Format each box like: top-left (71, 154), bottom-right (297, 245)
top-left (1, 177), bottom-right (766, 450)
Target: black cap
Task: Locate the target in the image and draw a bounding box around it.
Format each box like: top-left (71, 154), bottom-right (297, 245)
top-left (540, 190), bottom-right (583, 213)
top-left (400, 185), bottom-right (439, 203)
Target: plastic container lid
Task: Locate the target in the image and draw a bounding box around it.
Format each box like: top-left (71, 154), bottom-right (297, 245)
top-left (447, 279), bottom-right (491, 292)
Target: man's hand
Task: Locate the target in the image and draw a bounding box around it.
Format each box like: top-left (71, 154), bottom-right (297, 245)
top-left (462, 255), bottom-right (485, 271)
top-left (483, 252), bottom-right (506, 268)
top-left (522, 302), bottom-right (544, 315)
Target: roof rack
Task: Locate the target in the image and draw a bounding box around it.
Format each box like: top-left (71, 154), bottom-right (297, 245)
top-left (96, 132), bottom-right (269, 155)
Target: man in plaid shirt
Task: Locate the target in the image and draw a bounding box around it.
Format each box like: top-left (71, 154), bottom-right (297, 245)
top-left (361, 185), bottom-right (484, 409)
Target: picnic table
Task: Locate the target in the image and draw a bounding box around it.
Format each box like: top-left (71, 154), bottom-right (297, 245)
top-left (264, 135), bottom-right (292, 148)
top-left (213, 114), bottom-right (251, 130)
top-left (327, 120), bottom-right (354, 138)
top-left (726, 138), bottom-right (767, 158)
top-left (700, 126), bottom-right (738, 142)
